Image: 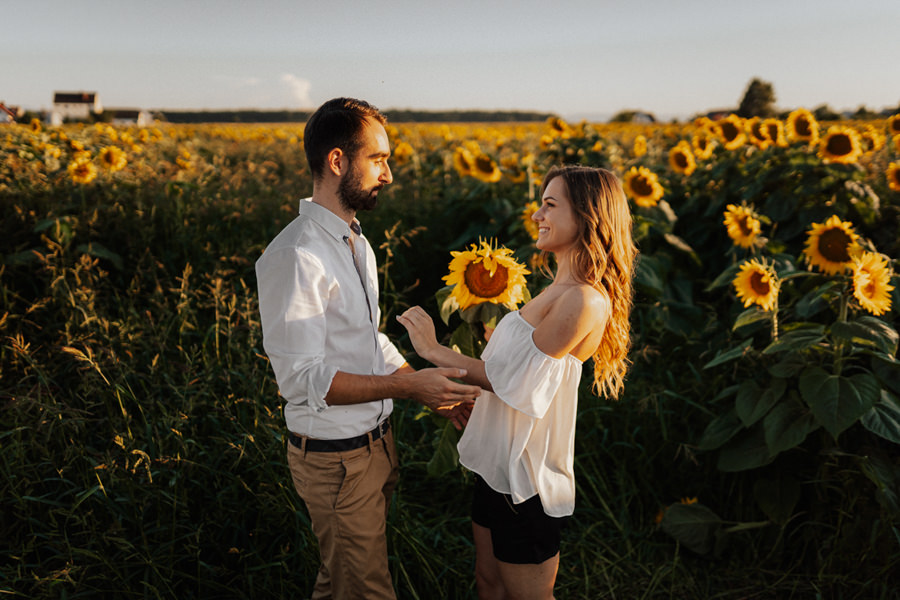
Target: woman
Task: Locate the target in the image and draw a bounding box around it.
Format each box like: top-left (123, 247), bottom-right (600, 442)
top-left (397, 165), bottom-right (636, 599)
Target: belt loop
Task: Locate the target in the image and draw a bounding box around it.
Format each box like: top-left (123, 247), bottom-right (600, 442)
top-left (300, 434), bottom-right (308, 457)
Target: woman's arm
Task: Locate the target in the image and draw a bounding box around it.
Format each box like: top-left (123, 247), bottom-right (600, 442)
top-left (396, 306), bottom-right (492, 391)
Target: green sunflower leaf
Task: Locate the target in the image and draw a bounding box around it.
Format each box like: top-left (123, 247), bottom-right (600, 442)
top-left (436, 285), bottom-right (458, 325)
top-left (736, 378), bottom-right (785, 427)
top-left (717, 426), bottom-right (773, 472)
top-left (872, 354), bottom-right (900, 396)
top-left (830, 317), bottom-right (899, 356)
top-left (762, 325), bottom-right (825, 355)
top-left (800, 368), bottom-right (879, 439)
top-left (703, 339), bottom-right (754, 369)
top-left (861, 391), bottom-right (900, 444)
top-left (660, 503), bottom-right (723, 555)
top-left (763, 392), bottom-right (819, 455)
top-left (698, 409), bottom-right (743, 451)
top-left (733, 307), bottom-right (772, 331)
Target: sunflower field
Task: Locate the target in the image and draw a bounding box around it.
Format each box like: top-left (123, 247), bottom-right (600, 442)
top-left (2, 112), bottom-right (900, 599)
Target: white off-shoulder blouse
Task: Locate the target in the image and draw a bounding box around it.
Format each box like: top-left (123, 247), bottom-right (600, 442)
top-left (457, 311), bottom-right (584, 517)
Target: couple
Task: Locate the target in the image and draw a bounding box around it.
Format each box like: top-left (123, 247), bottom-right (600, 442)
top-left (255, 97), bottom-right (637, 600)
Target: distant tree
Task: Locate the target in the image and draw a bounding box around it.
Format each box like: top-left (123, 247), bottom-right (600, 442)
top-left (813, 104), bottom-right (842, 121)
top-left (737, 78), bottom-right (776, 118)
top-left (610, 110), bottom-right (656, 123)
top-left (852, 105), bottom-right (879, 120)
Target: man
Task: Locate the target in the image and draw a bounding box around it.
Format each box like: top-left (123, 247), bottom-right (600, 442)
top-left (255, 97), bottom-right (480, 599)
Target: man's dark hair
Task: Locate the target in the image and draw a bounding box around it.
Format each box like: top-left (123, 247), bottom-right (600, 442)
top-left (304, 97), bottom-right (387, 181)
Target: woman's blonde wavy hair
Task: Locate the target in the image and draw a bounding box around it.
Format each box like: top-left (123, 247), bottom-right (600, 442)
top-left (539, 165), bottom-right (637, 399)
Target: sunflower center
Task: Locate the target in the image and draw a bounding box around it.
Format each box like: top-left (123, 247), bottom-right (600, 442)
top-left (674, 152), bottom-right (689, 169)
top-left (632, 175), bottom-right (654, 197)
top-left (720, 121), bottom-right (739, 142)
top-left (751, 122), bottom-right (765, 140)
top-left (474, 155), bottom-right (494, 174)
top-left (464, 261), bottom-right (510, 299)
top-left (817, 228), bottom-right (853, 262)
top-left (749, 271), bottom-right (771, 296)
top-left (863, 279), bottom-right (877, 299)
top-left (737, 215), bottom-right (754, 236)
top-left (826, 134), bottom-right (852, 157)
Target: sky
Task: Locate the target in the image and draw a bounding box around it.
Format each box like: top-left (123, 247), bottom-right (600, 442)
top-left (3, 0), bottom-right (898, 122)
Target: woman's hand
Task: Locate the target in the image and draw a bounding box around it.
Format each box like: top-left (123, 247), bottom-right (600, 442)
top-left (396, 306), bottom-right (441, 362)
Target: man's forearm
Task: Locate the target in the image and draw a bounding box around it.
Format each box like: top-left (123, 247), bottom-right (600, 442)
top-left (323, 369), bottom-right (414, 406)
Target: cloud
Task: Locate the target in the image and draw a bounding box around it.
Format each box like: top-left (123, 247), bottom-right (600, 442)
top-left (280, 74), bottom-right (312, 108)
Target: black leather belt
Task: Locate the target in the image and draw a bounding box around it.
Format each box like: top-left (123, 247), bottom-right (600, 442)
top-left (289, 420), bottom-right (390, 453)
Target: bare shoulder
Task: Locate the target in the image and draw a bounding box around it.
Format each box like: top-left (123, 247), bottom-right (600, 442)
top-left (553, 284), bottom-right (610, 322)
top-left (532, 284), bottom-right (610, 359)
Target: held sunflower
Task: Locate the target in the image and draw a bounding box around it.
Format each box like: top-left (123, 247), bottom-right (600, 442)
top-left (443, 240), bottom-right (530, 311)
top-left (723, 204), bottom-right (762, 249)
top-left (851, 252), bottom-right (894, 316)
top-left (623, 166), bottom-right (664, 208)
top-left (733, 259), bottom-right (780, 312)
top-left (818, 125), bottom-right (863, 164)
top-left (803, 215), bottom-right (860, 275)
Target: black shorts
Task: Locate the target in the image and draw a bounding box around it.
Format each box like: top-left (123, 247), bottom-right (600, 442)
top-left (471, 474), bottom-right (569, 564)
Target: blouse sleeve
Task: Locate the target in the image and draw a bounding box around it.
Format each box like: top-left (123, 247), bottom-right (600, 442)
top-left (483, 334), bottom-right (573, 419)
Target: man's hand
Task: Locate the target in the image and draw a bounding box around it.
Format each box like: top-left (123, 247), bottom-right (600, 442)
top-left (403, 367), bottom-right (481, 429)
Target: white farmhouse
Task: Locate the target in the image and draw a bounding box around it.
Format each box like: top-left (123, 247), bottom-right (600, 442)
top-left (51, 91), bottom-right (103, 124)
top-left (109, 108), bottom-right (153, 127)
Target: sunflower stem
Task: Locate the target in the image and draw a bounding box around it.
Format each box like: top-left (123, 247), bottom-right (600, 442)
top-left (837, 283), bottom-right (850, 323)
top-left (771, 300), bottom-right (779, 341)
top-left (833, 281), bottom-right (851, 373)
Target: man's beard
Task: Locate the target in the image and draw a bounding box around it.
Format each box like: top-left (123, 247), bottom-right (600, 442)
top-left (337, 165), bottom-right (382, 212)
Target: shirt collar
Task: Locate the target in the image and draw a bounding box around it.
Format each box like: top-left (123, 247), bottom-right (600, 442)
top-left (299, 198), bottom-right (362, 241)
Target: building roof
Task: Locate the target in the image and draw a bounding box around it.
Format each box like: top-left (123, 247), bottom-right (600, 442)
top-left (54, 92), bottom-right (97, 104)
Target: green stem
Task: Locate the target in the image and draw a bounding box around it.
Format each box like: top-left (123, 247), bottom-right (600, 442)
top-left (771, 305), bottom-right (779, 341)
top-left (838, 284), bottom-right (849, 323)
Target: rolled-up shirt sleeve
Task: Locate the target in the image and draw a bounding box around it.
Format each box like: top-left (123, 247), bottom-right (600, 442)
top-left (256, 246), bottom-right (337, 413)
top-left (378, 333), bottom-right (407, 374)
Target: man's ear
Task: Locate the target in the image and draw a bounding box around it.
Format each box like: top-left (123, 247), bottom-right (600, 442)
top-left (326, 147), bottom-right (345, 177)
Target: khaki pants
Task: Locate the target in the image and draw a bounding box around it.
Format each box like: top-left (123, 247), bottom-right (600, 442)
top-left (287, 428), bottom-right (399, 600)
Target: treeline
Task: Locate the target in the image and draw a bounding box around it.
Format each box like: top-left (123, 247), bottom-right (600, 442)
top-left (155, 108), bottom-right (557, 124)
